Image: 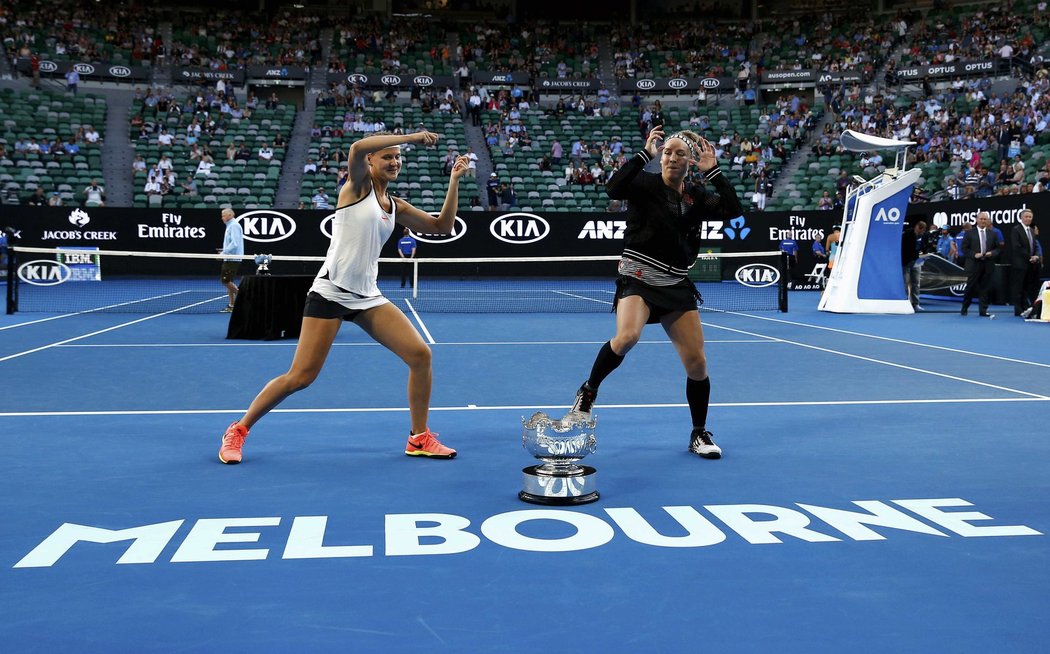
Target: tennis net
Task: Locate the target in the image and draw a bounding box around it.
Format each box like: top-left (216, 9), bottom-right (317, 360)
top-left (5, 246), bottom-right (788, 314)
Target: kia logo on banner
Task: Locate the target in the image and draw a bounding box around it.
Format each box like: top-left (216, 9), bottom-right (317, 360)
top-left (413, 75), bottom-right (434, 86)
top-left (320, 212), bottom-right (336, 239)
top-left (489, 213), bottom-right (550, 244)
top-left (636, 79), bottom-right (656, 90)
top-left (412, 216), bottom-right (467, 244)
top-left (40, 61), bottom-right (58, 73)
top-left (347, 73), bottom-right (368, 85)
top-left (237, 210), bottom-right (297, 243)
top-left (700, 78), bottom-right (721, 89)
top-left (18, 260), bottom-right (72, 286)
top-left (381, 75), bottom-right (401, 86)
top-left (668, 78), bottom-right (689, 89)
top-left (735, 263), bottom-right (780, 288)
top-left (74, 63), bottom-right (95, 75)
top-left (109, 66), bottom-right (132, 77)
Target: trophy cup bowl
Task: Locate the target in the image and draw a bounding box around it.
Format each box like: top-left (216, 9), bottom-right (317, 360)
top-left (519, 411), bottom-right (599, 505)
top-left (254, 253), bottom-right (272, 275)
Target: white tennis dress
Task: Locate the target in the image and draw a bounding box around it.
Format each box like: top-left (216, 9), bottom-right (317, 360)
top-left (310, 185), bottom-right (397, 310)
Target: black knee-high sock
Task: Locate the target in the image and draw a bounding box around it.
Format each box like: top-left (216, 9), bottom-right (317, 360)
top-left (686, 376), bottom-right (711, 430)
top-left (586, 341), bottom-right (625, 390)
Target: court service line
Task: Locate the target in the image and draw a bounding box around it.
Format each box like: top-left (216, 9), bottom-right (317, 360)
top-left (0, 290), bottom-right (197, 331)
top-left (721, 310), bottom-right (1050, 369)
top-left (705, 320), bottom-right (1049, 399)
top-left (52, 339), bottom-right (773, 348)
top-left (0, 296), bottom-right (228, 364)
top-left (1, 396), bottom-right (1047, 418)
top-left (404, 299), bottom-right (435, 344)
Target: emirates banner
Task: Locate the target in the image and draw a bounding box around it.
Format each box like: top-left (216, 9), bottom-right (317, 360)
top-left (2, 194), bottom-right (1045, 279)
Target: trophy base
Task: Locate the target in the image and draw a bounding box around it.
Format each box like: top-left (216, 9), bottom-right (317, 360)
top-left (519, 465), bottom-right (599, 505)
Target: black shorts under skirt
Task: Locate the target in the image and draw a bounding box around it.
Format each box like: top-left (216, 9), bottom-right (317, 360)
top-left (613, 275), bottom-right (703, 324)
top-left (303, 291), bottom-right (366, 322)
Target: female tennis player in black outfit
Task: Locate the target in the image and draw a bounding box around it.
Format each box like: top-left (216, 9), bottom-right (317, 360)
top-left (570, 127), bottom-right (743, 458)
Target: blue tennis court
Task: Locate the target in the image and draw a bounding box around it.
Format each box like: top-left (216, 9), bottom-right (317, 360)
top-left (1, 293), bottom-right (1047, 652)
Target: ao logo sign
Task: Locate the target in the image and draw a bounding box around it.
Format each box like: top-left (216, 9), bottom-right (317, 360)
top-left (74, 63), bottom-right (95, 75)
top-left (874, 207), bottom-right (902, 223)
top-left (490, 213), bottom-right (550, 244)
top-left (237, 210), bottom-right (297, 243)
top-left (109, 66), bottom-right (132, 77)
top-left (412, 216), bottom-right (467, 244)
top-left (381, 75), bottom-right (401, 86)
top-left (636, 79), bottom-right (656, 90)
top-left (39, 60), bottom-right (58, 73)
top-left (18, 260), bottom-right (72, 286)
top-left (413, 76), bottom-right (434, 86)
top-left (735, 263), bottom-right (780, 288)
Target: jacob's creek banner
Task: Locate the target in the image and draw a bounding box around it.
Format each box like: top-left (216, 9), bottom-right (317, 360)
top-left (3, 193), bottom-right (1046, 277)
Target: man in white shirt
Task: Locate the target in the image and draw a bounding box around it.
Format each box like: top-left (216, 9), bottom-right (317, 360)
top-left (258, 142), bottom-right (274, 161)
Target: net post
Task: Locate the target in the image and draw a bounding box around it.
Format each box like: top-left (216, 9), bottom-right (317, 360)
top-left (778, 250), bottom-right (789, 312)
top-left (412, 261), bottom-right (418, 299)
top-left (5, 244), bottom-right (17, 314)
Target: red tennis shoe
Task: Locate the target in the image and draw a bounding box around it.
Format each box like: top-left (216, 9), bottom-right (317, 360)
top-left (405, 429), bottom-right (456, 459)
top-left (219, 422), bottom-right (249, 464)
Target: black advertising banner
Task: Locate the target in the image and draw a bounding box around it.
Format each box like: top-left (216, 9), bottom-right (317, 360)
top-left (894, 60), bottom-right (996, 80)
top-left (2, 193), bottom-right (1045, 277)
top-left (471, 70), bottom-right (531, 85)
top-left (536, 78), bottom-right (600, 92)
top-left (246, 65), bottom-right (308, 81)
top-left (174, 67), bottom-right (246, 84)
top-left (15, 58), bottom-right (150, 82)
top-left (617, 77), bottom-right (735, 93)
top-left (761, 69), bottom-right (817, 84)
top-left (326, 72), bottom-right (459, 89)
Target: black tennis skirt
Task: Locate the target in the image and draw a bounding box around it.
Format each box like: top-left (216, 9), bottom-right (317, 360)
top-left (613, 275), bottom-right (703, 324)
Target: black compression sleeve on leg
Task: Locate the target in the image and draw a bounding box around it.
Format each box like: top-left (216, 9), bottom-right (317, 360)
top-left (686, 376), bottom-right (711, 430)
top-left (586, 341), bottom-right (626, 390)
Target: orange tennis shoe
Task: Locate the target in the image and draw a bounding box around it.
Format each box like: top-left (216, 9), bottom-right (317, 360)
top-left (219, 422), bottom-right (249, 464)
top-left (405, 429), bottom-right (457, 459)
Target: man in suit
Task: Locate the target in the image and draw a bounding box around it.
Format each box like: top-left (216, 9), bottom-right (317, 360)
top-left (960, 212), bottom-right (1001, 317)
top-left (901, 220), bottom-right (928, 311)
top-left (1010, 208), bottom-right (1042, 317)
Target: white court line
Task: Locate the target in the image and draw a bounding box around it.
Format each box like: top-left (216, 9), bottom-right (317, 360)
top-left (705, 320), bottom-right (1050, 400)
top-left (552, 290), bottom-right (613, 305)
top-left (0, 295), bottom-right (228, 364)
top-left (0, 290), bottom-right (198, 331)
top-left (404, 299), bottom-right (435, 344)
top-left (0, 396), bottom-right (1046, 418)
top-left (721, 310), bottom-right (1050, 369)
top-left (52, 339), bottom-right (773, 348)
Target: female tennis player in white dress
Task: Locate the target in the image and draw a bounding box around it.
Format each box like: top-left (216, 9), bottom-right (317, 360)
top-left (219, 130), bottom-right (469, 463)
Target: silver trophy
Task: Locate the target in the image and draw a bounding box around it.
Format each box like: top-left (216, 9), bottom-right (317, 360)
top-left (520, 411), bottom-right (599, 505)
top-left (254, 253), bottom-right (272, 275)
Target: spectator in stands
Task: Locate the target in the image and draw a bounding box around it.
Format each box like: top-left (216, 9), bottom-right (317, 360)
top-left (65, 68), bottom-right (79, 95)
top-left (83, 180), bottom-right (105, 207)
top-left (753, 171), bottom-right (772, 211)
top-left (465, 147), bottom-right (478, 179)
top-left (312, 188), bottom-right (332, 210)
top-left (551, 139), bottom-right (563, 166)
top-left (84, 125), bottom-right (100, 145)
top-left (486, 172), bottom-right (500, 210)
top-left (303, 158), bottom-right (317, 175)
top-left (25, 187), bottom-right (47, 206)
top-left (258, 142), bottom-right (274, 161)
top-left (266, 92), bottom-right (280, 110)
top-left (196, 155), bottom-right (215, 177)
top-left (181, 175), bottom-right (198, 197)
top-left (158, 154), bottom-right (173, 175)
top-left (235, 143), bottom-right (251, 161)
top-left (48, 191), bottom-right (63, 207)
top-left (498, 183), bottom-right (517, 210)
top-left (144, 176), bottom-right (162, 197)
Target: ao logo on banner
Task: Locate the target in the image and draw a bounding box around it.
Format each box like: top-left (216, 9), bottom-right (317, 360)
top-left (874, 207), bottom-right (902, 223)
top-left (238, 210), bottom-right (297, 243)
top-left (411, 216), bottom-right (467, 244)
top-left (490, 213), bottom-right (550, 244)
